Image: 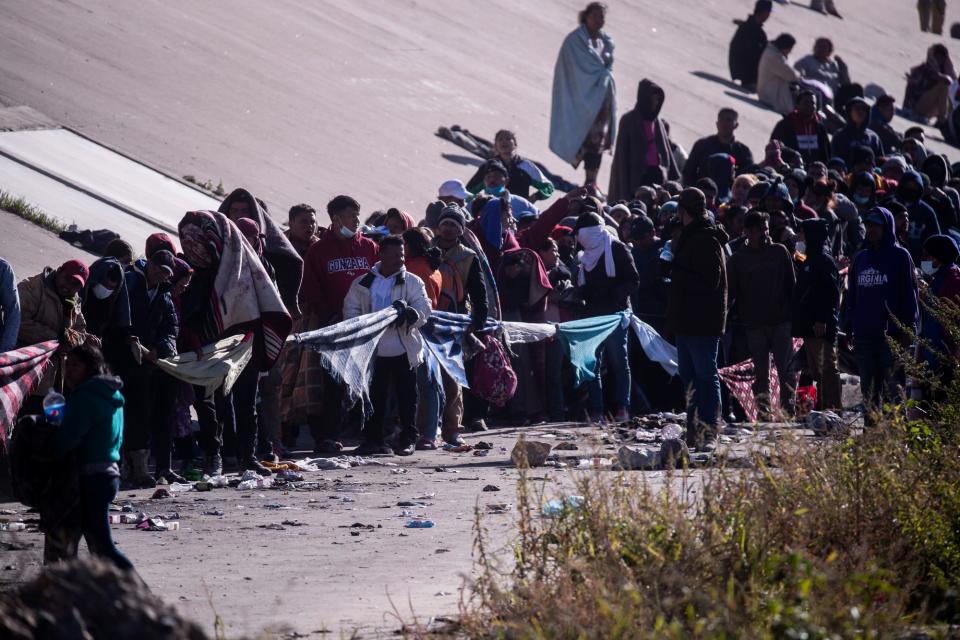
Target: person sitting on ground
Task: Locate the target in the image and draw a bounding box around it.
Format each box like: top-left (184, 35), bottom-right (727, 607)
top-left (52, 343), bottom-right (134, 572)
top-left (729, 0), bottom-right (773, 92)
top-left (758, 33), bottom-right (801, 115)
top-left (466, 130), bottom-right (555, 202)
top-left (683, 108), bottom-right (754, 185)
top-left (17, 260), bottom-right (98, 415)
top-left (904, 44), bottom-right (957, 125)
top-left (793, 38), bottom-right (850, 100)
top-left (831, 97), bottom-right (885, 164)
top-left (771, 90), bottom-right (832, 166)
top-left (728, 210), bottom-right (797, 418)
top-left (608, 79), bottom-right (681, 201)
top-left (343, 236), bottom-right (431, 456)
top-left (870, 95), bottom-right (904, 153)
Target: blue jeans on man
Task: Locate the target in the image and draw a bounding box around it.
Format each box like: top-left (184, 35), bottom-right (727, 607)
top-left (587, 324), bottom-right (631, 416)
top-left (676, 335), bottom-right (722, 444)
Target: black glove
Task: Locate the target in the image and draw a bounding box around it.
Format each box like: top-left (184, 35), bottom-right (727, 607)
top-left (391, 300), bottom-right (409, 326)
top-left (403, 307), bottom-right (419, 326)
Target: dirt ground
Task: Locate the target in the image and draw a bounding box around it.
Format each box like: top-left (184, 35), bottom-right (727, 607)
top-left (0, 418), bottom-right (816, 638)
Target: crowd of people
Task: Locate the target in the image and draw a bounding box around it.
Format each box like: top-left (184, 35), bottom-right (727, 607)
top-left (0, 1), bottom-right (959, 573)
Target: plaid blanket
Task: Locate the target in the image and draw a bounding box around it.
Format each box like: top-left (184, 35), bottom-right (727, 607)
top-left (719, 338), bottom-right (803, 422)
top-left (0, 340), bottom-right (59, 446)
top-left (294, 306), bottom-right (400, 413)
top-left (420, 310), bottom-right (501, 388)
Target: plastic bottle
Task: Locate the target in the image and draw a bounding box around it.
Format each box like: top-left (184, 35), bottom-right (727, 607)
top-left (404, 519), bottom-right (435, 528)
top-left (1, 522), bottom-right (27, 531)
top-left (43, 390), bottom-right (66, 426)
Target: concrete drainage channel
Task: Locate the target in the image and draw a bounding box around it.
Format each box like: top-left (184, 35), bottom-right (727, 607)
top-left (0, 107), bottom-right (220, 251)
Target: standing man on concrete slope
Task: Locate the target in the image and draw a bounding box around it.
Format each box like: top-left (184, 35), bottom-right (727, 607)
top-left (667, 189), bottom-right (728, 452)
top-left (729, 0), bottom-right (772, 92)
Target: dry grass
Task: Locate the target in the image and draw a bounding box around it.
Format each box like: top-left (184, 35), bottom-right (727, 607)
top-left (0, 189), bottom-right (65, 233)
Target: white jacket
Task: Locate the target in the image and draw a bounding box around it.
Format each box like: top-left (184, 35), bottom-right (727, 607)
top-left (343, 264), bottom-right (431, 369)
top-left (757, 43), bottom-right (800, 116)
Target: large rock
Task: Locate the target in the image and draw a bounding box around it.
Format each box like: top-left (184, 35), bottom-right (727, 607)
top-left (617, 446), bottom-right (659, 470)
top-left (659, 439), bottom-right (690, 470)
top-left (511, 439), bottom-right (553, 468)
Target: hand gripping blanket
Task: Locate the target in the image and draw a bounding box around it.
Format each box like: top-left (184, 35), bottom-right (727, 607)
top-left (155, 334), bottom-right (254, 395)
top-left (294, 306), bottom-right (400, 413)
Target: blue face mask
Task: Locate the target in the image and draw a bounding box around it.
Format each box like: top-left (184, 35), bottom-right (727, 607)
top-left (340, 225), bottom-right (356, 238)
top-left (485, 185), bottom-right (506, 196)
top-left (853, 194), bottom-right (871, 206)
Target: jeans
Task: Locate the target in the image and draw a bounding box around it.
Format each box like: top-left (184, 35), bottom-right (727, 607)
top-left (854, 335), bottom-right (900, 414)
top-left (676, 335), bottom-right (722, 430)
top-left (587, 324), bottom-right (631, 414)
top-left (745, 322), bottom-right (795, 414)
top-left (368, 355), bottom-right (418, 445)
top-left (415, 361), bottom-right (440, 442)
top-left (80, 474), bottom-right (133, 571)
top-left (229, 361), bottom-right (261, 462)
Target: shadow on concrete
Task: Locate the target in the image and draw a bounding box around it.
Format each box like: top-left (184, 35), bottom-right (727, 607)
top-left (441, 152), bottom-right (484, 167)
top-left (690, 70), bottom-right (746, 93)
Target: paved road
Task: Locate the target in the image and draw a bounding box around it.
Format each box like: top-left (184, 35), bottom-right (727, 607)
top-left (0, 209), bottom-right (96, 278)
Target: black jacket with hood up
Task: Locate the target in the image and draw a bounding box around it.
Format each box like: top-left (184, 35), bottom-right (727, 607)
top-left (792, 219), bottom-right (840, 340)
top-left (667, 216), bottom-right (729, 337)
top-left (608, 79), bottom-right (680, 202)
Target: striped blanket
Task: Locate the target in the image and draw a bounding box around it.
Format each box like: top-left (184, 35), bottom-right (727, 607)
top-left (0, 341), bottom-right (59, 447)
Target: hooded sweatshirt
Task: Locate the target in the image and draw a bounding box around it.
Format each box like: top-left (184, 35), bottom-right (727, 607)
top-left (792, 219), bottom-right (840, 339)
top-left (219, 188), bottom-right (304, 317)
top-left (830, 98), bottom-right (884, 164)
top-left (897, 170), bottom-right (942, 263)
top-left (920, 154), bottom-right (960, 230)
top-left (608, 79), bottom-right (680, 201)
top-left (301, 230), bottom-right (379, 326)
top-left (846, 207), bottom-right (919, 339)
top-left (55, 375), bottom-right (124, 475)
top-left (668, 216), bottom-right (729, 336)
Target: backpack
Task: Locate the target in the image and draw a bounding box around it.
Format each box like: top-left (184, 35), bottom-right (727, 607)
top-left (471, 335), bottom-right (518, 407)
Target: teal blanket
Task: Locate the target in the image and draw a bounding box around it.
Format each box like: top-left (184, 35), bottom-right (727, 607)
top-left (549, 25), bottom-right (617, 166)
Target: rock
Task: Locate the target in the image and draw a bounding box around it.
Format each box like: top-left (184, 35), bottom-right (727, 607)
top-left (807, 410), bottom-right (846, 436)
top-left (149, 488), bottom-right (171, 500)
top-left (510, 439), bottom-right (553, 468)
top-left (553, 442), bottom-right (579, 451)
top-left (481, 485), bottom-right (501, 492)
top-left (659, 439), bottom-right (690, 470)
top-left (617, 446), bottom-right (658, 470)
top-left (660, 423), bottom-right (684, 440)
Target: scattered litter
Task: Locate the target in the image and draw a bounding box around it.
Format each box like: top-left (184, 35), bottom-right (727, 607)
top-left (263, 503), bottom-right (292, 510)
top-left (542, 495), bottom-right (585, 517)
top-left (275, 470), bottom-right (304, 482)
top-left (136, 517), bottom-right (179, 532)
top-left (168, 482), bottom-right (194, 493)
top-left (434, 548), bottom-right (450, 554)
top-left (397, 501), bottom-right (428, 507)
top-left (435, 591), bottom-right (453, 596)
top-left (201, 509), bottom-right (224, 516)
top-left (350, 531), bottom-right (360, 536)
top-left (404, 519), bottom-right (435, 528)
top-left (474, 441), bottom-right (494, 450)
top-left (194, 482), bottom-right (212, 492)
top-left (482, 485), bottom-right (501, 492)
top-left (473, 449), bottom-right (489, 457)
top-left (414, 493), bottom-right (436, 500)
top-left (433, 466), bottom-right (458, 473)
top-left (280, 520), bottom-right (306, 527)
top-left (441, 443), bottom-right (472, 453)
top-left (259, 523), bottom-right (285, 530)
top-left (660, 423), bottom-right (684, 440)
top-left (347, 522), bottom-right (378, 529)
top-left (807, 410), bottom-right (847, 436)
top-left (237, 476), bottom-right (274, 491)
top-left (391, 468), bottom-right (408, 475)
top-left (109, 513), bottom-right (145, 525)
top-left (0, 522), bottom-right (27, 532)
top-left (150, 488), bottom-right (171, 500)
top-left (485, 503), bottom-right (512, 514)
top-left (576, 457), bottom-right (613, 469)
top-left (298, 456), bottom-right (398, 471)
top-left (510, 440), bottom-right (553, 467)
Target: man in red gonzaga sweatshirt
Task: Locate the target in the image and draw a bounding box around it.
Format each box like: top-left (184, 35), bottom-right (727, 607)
top-left (300, 195), bottom-right (379, 453)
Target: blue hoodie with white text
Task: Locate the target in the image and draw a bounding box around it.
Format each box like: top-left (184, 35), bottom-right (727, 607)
top-left (845, 207), bottom-right (919, 339)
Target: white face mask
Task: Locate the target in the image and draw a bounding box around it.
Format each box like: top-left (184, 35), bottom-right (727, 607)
top-left (921, 260), bottom-right (938, 276)
top-left (340, 225), bottom-right (355, 239)
top-left (92, 283), bottom-right (115, 300)
top-left (794, 241), bottom-right (806, 255)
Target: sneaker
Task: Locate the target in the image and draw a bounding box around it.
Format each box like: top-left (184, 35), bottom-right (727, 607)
top-left (613, 408), bottom-right (630, 423)
top-left (240, 458), bottom-right (273, 477)
top-left (395, 441), bottom-right (416, 457)
top-left (353, 441), bottom-right (394, 456)
top-left (257, 448), bottom-right (279, 464)
top-left (698, 433), bottom-right (718, 454)
top-left (443, 434), bottom-right (466, 446)
top-left (204, 453), bottom-right (223, 477)
top-left (466, 419), bottom-right (488, 433)
top-left (588, 411), bottom-right (604, 425)
top-left (416, 438), bottom-right (438, 451)
top-left (313, 439), bottom-right (343, 456)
